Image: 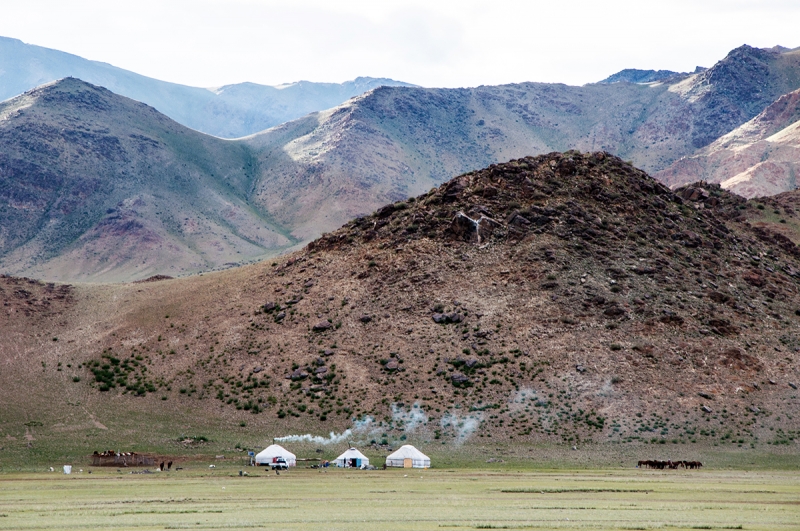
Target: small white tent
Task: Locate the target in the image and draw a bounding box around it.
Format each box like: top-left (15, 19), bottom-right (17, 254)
top-left (385, 445), bottom-right (430, 469)
top-left (335, 447), bottom-right (369, 468)
top-left (255, 444), bottom-right (296, 467)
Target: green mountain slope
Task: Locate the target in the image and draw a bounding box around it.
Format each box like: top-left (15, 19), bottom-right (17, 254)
top-left (3, 45), bottom-right (800, 282)
top-left (0, 78), bottom-right (296, 281)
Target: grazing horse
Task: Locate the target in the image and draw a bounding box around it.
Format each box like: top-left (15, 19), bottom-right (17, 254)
top-left (639, 459), bottom-right (703, 470)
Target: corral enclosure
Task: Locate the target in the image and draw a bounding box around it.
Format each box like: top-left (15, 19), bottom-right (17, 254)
top-left (90, 451), bottom-right (156, 467)
top-left (0, 467), bottom-right (798, 530)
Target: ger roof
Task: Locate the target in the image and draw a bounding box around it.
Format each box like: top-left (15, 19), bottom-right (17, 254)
top-left (336, 447), bottom-right (368, 460)
top-left (256, 444), bottom-right (296, 459)
top-left (386, 444), bottom-right (429, 460)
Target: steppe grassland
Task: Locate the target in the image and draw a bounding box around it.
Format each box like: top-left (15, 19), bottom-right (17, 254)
top-left (0, 467), bottom-right (798, 530)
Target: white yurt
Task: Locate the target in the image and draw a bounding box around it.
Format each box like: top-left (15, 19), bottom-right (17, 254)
top-left (255, 444), bottom-right (297, 467)
top-left (385, 445), bottom-right (430, 469)
top-left (335, 447), bottom-right (369, 468)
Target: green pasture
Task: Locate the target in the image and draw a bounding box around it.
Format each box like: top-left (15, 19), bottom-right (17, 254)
top-left (0, 466), bottom-right (798, 530)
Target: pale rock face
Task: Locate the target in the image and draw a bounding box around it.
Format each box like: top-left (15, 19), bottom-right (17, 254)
top-left (656, 89), bottom-right (800, 198)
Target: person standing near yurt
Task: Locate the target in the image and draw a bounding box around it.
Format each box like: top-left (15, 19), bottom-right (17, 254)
top-left (334, 447), bottom-right (369, 468)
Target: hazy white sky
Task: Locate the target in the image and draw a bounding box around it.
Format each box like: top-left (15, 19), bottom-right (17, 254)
top-left (2, 0), bottom-right (798, 88)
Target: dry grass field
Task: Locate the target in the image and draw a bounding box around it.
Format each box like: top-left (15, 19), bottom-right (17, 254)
top-left (0, 465), bottom-right (798, 531)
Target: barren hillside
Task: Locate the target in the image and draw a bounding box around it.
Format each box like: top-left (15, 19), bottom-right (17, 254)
top-left (2, 153), bottom-right (798, 455)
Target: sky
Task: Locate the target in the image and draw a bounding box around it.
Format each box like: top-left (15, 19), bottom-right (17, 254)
top-left (1, 0), bottom-right (798, 88)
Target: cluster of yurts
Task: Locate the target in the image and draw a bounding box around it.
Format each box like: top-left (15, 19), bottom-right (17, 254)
top-left (255, 444), bottom-right (431, 469)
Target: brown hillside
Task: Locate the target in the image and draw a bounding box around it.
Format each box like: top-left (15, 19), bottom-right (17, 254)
top-left (1, 152), bottom-right (799, 452)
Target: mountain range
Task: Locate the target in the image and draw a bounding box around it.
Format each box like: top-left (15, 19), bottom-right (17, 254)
top-left (231, 44), bottom-right (800, 243)
top-left (2, 42), bottom-right (800, 281)
top-left (0, 36), bottom-right (414, 138)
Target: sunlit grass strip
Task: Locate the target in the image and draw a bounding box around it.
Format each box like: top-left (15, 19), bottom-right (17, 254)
top-left (500, 488), bottom-right (653, 493)
top-left (665, 526), bottom-right (744, 530)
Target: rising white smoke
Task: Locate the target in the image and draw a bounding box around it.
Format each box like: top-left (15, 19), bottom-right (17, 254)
top-left (274, 430), bottom-right (353, 445)
top-left (440, 412), bottom-right (483, 444)
top-left (275, 416), bottom-right (375, 445)
top-left (391, 402), bottom-right (428, 432)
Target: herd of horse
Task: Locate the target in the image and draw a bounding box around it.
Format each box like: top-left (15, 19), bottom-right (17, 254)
top-left (637, 460), bottom-right (703, 469)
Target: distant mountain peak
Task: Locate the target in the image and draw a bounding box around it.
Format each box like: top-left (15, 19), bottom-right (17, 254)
top-left (762, 45), bottom-right (800, 54)
top-left (0, 37), bottom-right (415, 137)
top-left (598, 44), bottom-right (788, 86)
top-left (598, 69), bottom-right (685, 84)
top-left (31, 76), bottom-right (104, 92)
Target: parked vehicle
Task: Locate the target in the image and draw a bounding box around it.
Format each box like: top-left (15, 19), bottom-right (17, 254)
top-left (271, 457), bottom-right (288, 470)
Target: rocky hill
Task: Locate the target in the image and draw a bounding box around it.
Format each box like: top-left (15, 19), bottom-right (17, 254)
top-left (0, 78), bottom-right (296, 281)
top-left (656, 89), bottom-right (800, 198)
top-left (1, 153), bottom-right (798, 455)
top-left (0, 36), bottom-right (413, 138)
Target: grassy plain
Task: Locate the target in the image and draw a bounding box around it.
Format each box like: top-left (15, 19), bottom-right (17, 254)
top-left (1, 465), bottom-right (798, 531)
